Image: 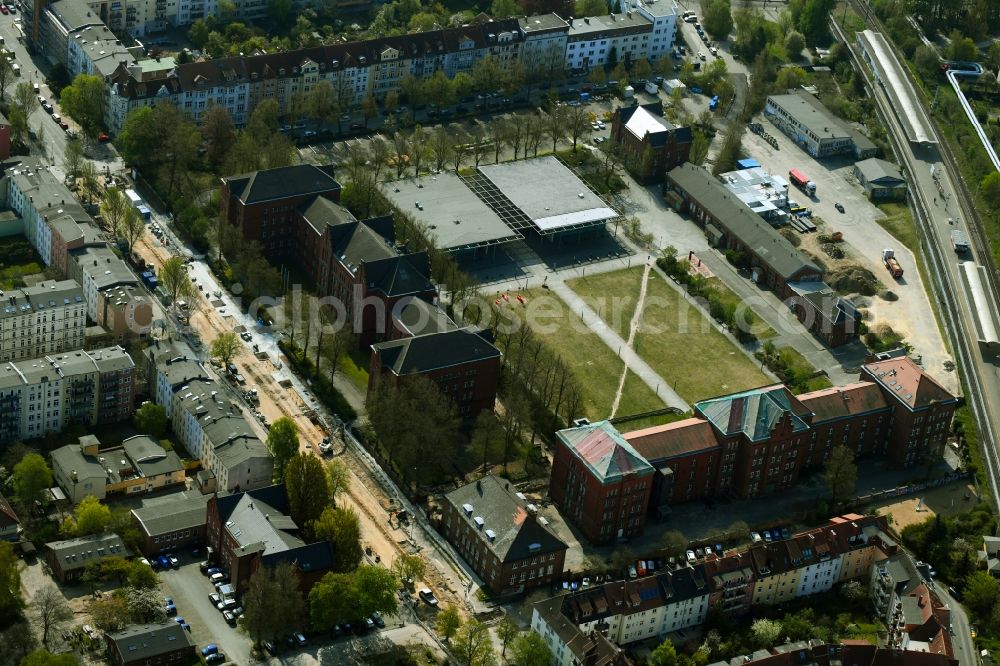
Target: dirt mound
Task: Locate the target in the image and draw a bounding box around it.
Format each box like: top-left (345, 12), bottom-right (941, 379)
top-left (825, 265), bottom-right (881, 296)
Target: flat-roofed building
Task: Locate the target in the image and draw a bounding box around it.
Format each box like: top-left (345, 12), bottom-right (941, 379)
top-left (45, 532), bottom-right (129, 582)
top-left (765, 92), bottom-right (877, 159)
top-left (565, 13), bottom-right (653, 71)
top-left (854, 158), bottom-right (906, 201)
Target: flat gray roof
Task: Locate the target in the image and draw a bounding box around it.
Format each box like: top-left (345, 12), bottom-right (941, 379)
top-left (567, 13), bottom-right (651, 38)
top-left (380, 173), bottom-right (521, 251)
top-left (767, 93), bottom-right (852, 142)
top-left (518, 13), bottom-right (569, 34)
top-left (477, 157), bottom-right (618, 231)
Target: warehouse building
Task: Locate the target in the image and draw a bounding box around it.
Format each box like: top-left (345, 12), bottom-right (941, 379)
top-left (764, 92), bottom-right (877, 159)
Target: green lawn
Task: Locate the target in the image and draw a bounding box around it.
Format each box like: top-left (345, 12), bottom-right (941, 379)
top-left (0, 235), bottom-right (44, 289)
top-left (875, 202), bottom-right (918, 253)
top-left (569, 268), bottom-right (771, 403)
top-left (513, 289), bottom-right (665, 421)
top-left (704, 277), bottom-right (778, 339)
top-left (776, 346), bottom-right (833, 393)
top-left (339, 349), bottom-right (371, 395)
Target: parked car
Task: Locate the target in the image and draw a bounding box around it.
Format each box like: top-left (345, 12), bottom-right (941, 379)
top-left (371, 611), bottom-right (385, 628)
top-left (199, 561), bottom-right (212, 573)
top-left (205, 567), bottom-right (221, 577)
top-left (209, 572), bottom-right (226, 585)
top-left (157, 555), bottom-right (170, 569)
top-left (205, 654), bottom-right (226, 664)
top-left (294, 632), bottom-right (307, 646)
top-left (201, 644), bottom-right (219, 657)
top-left (208, 592), bottom-right (221, 607)
top-left (418, 588), bottom-right (438, 606)
top-left (167, 553), bottom-right (179, 568)
top-left (264, 640), bottom-right (278, 655)
top-left (223, 610), bottom-right (237, 626)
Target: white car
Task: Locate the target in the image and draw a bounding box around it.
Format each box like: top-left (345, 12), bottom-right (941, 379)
top-left (710, 46), bottom-right (718, 56)
top-left (699, 52), bottom-right (706, 61)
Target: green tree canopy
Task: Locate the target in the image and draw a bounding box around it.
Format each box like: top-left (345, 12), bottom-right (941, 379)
top-left (311, 506), bottom-right (363, 572)
top-left (701, 0), bottom-right (734, 39)
top-left (823, 445), bottom-right (858, 508)
top-left (0, 541), bottom-right (23, 625)
top-left (13, 453), bottom-right (53, 508)
top-left (210, 332), bottom-right (241, 369)
top-left (981, 172), bottom-right (1000, 209)
top-left (964, 571), bottom-right (1000, 621)
top-left (285, 453), bottom-right (332, 531)
top-left (71, 496), bottom-right (113, 536)
top-left (266, 417), bottom-right (299, 479)
top-left (133, 403), bottom-right (167, 438)
top-left (60, 74), bottom-right (106, 137)
top-left (436, 605), bottom-right (462, 641)
top-left (650, 638), bottom-right (679, 666)
top-left (309, 565), bottom-right (399, 630)
top-left (242, 562), bottom-right (306, 644)
top-left (511, 631), bottom-right (552, 666)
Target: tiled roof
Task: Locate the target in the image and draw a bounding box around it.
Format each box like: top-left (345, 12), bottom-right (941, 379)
top-left (361, 253), bottom-right (435, 298)
top-left (556, 421), bottom-right (655, 483)
top-left (796, 382), bottom-right (888, 423)
top-left (0, 493), bottom-right (19, 529)
top-left (862, 357), bottom-right (957, 410)
top-left (373, 327), bottom-right (501, 375)
top-left (106, 621), bottom-right (194, 662)
top-left (624, 417), bottom-right (719, 461)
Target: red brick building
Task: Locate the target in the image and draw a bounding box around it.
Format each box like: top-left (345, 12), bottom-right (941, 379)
top-left (368, 328), bottom-right (501, 418)
top-left (205, 485), bottom-right (333, 595)
top-left (610, 104), bottom-right (692, 183)
top-left (440, 475), bottom-right (567, 595)
top-left (551, 358), bottom-right (956, 541)
top-left (788, 284), bottom-right (860, 348)
top-left (220, 163), bottom-right (341, 256)
top-left (0, 113), bottom-right (10, 161)
top-left (550, 420), bottom-right (656, 544)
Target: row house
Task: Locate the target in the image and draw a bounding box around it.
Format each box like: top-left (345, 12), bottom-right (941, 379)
top-left (0, 346), bottom-right (135, 444)
top-left (551, 358), bottom-right (956, 542)
top-left (532, 514), bottom-right (898, 662)
top-left (51, 434), bottom-right (184, 503)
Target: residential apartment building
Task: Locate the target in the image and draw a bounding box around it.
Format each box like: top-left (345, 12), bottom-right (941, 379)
top-left (764, 92), bottom-right (877, 159)
top-left (440, 475), bottom-right (568, 595)
top-left (105, 622), bottom-right (196, 666)
top-left (70, 246), bottom-right (140, 322)
top-left (705, 640), bottom-right (956, 666)
top-left (0, 280), bottom-right (85, 362)
top-left (518, 13), bottom-right (569, 79)
top-left (205, 485), bottom-right (334, 594)
top-left (0, 345), bottom-right (135, 444)
top-left (624, 0), bottom-right (678, 63)
top-left (97, 284), bottom-right (154, 339)
top-left (144, 341), bottom-right (210, 418)
top-left (531, 514), bottom-right (901, 663)
top-left (550, 420), bottom-right (655, 545)
top-left (551, 358), bottom-right (956, 536)
top-left (52, 434), bottom-right (184, 503)
top-left (565, 13), bottom-right (653, 72)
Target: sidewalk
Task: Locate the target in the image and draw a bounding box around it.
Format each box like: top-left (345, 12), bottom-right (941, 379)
top-left (548, 277), bottom-right (689, 412)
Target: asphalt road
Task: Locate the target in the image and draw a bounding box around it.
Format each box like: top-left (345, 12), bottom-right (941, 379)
top-left (936, 584), bottom-right (976, 664)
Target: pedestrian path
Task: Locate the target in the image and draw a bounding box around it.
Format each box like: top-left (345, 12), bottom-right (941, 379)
top-left (549, 276), bottom-right (689, 412)
top-left (610, 262), bottom-right (653, 417)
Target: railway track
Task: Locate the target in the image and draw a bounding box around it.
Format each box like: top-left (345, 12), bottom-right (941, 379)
top-left (832, 12), bottom-right (1000, 511)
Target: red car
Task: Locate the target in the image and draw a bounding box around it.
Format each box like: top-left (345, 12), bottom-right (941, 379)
top-left (98, 132), bottom-right (110, 143)
top-left (58, 121), bottom-right (68, 130)
top-left (1, 6), bottom-right (10, 15)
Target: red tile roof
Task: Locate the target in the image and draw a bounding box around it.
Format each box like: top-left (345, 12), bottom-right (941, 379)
top-left (862, 357), bottom-right (956, 410)
top-left (797, 382), bottom-right (889, 422)
top-left (623, 418), bottom-right (719, 461)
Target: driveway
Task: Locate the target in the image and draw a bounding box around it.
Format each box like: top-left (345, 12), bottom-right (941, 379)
top-left (158, 554), bottom-right (253, 666)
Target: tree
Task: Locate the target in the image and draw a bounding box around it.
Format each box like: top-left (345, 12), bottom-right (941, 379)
top-left (391, 554), bottom-right (426, 587)
top-left (631, 57), bottom-right (653, 81)
top-left (88, 595), bottom-right (129, 632)
top-left (510, 631), bottom-right (552, 666)
top-left (775, 66), bottom-right (808, 91)
top-left (491, 0), bottom-right (519, 17)
top-left (13, 453), bottom-right (53, 509)
top-left (210, 331), bottom-right (241, 369)
top-left (266, 417), bottom-right (299, 479)
top-left (29, 587), bottom-right (73, 650)
top-left (588, 66), bottom-right (607, 87)
top-left (497, 617), bottom-right (519, 658)
top-left (127, 561), bottom-right (158, 589)
top-left (981, 172), bottom-right (1000, 209)
top-left (964, 571), bottom-right (1000, 620)
top-left (285, 454), bottom-right (331, 529)
top-left (121, 586), bottom-right (167, 624)
top-left (188, 19), bottom-right (211, 48)
top-left (947, 30), bottom-right (977, 62)
top-left (469, 410), bottom-right (504, 472)
top-left (453, 619), bottom-right (496, 666)
top-left (20, 651), bottom-right (78, 666)
top-left (100, 187), bottom-right (129, 238)
top-left (660, 530), bottom-right (688, 556)
top-left (309, 565), bottom-right (399, 629)
top-left (14, 81), bottom-right (38, 120)
top-left (367, 376), bottom-right (459, 488)
top-left (823, 445), bottom-right (858, 508)
top-left (0, 58), bottom-right (13, 103)
top-left (311, 506), bottom-right (362, 572)
top-left (120, 206), bottom-right (146, 255)
top-left (64, 137), bottom-right (85, 181)
top-left (60, 74), bottom-right (106, 137)
top-left (437, 605), bottom-right (462, 641)
top-left (689, 131), bottom-right (710, 165)
top-left (650, 638), bottom-right (679, 666)
top-left (701, 0), bottom-right (734, 39)
top-left (566, 104), bottom-right (592, 151)
top-left (796, 0), bottom-right (835, 46)
top-left (0, 542), bottom-right (22, 625)
top-left (201, 105), bottom-right (236, 166)
top-left (159, 256), bottom-right (195, 306)
top-left (72, 496), bottom-right (113, 536)
top-left (751, 618), bottom-right (782, 648)
top-left (326, 459), bottom-right (350, 503)
top-left (784, 31), bottom-right (806, 60)
top-left (133, 403), bottom-right (167, 438)
top-left (242, 562), bottom-right (307, 645)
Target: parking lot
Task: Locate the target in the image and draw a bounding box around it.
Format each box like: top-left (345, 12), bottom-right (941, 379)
top-left (741, 116), bottom-right (958, 392)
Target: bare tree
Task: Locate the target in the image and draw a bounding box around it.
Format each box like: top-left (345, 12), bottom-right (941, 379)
top-left (392, 131), bottom-right (410, 178)
top-left (487, 117), bottom-right (507, 163)
top-left (369, 135), bottom-right (389, 183)
top-left (100, 187), bottom-right (129, 237)
top-left (30, 586), bottom-right (73, 649)
top-left (545, 106), bottom-right (568, 153)
top-left (470, 125), bottom-right (489, 167)
top-left (505, 117), bottom-right (524, 160)
top-left (566, 104), bottom-right (592, 151)
top-left (430, 126), bottom-right (454, 172)
top-left (408, 125), bottom-right (429, 176)
top-left (121, 206), bottom-right (146, 255)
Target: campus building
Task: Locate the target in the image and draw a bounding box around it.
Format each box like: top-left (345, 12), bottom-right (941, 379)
top-left (205, 485), bottom-right (335, 594)
top-left (105, 622), bottom-right (196, 666)
top-left (0, 345), bottom-right (135, 444)
top-left (764, 92), bottom-right (877, 159)
top-left (440, 475), bottom-right (568, 595)
top-left (610, 103), bottom-right (692, 183)
top-left (550, 357), bottom-right (957, 539)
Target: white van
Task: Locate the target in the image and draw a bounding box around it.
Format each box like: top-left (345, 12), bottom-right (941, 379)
top-left (11, 63), bottom-right (19, 76)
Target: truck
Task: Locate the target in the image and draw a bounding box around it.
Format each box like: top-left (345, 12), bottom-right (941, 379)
top-left (788, 169), bottom-right (816, 196)
top-left (883, 248), bottom-right (904, 279)
top-left (951, 229), bottom-right (969, 253)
